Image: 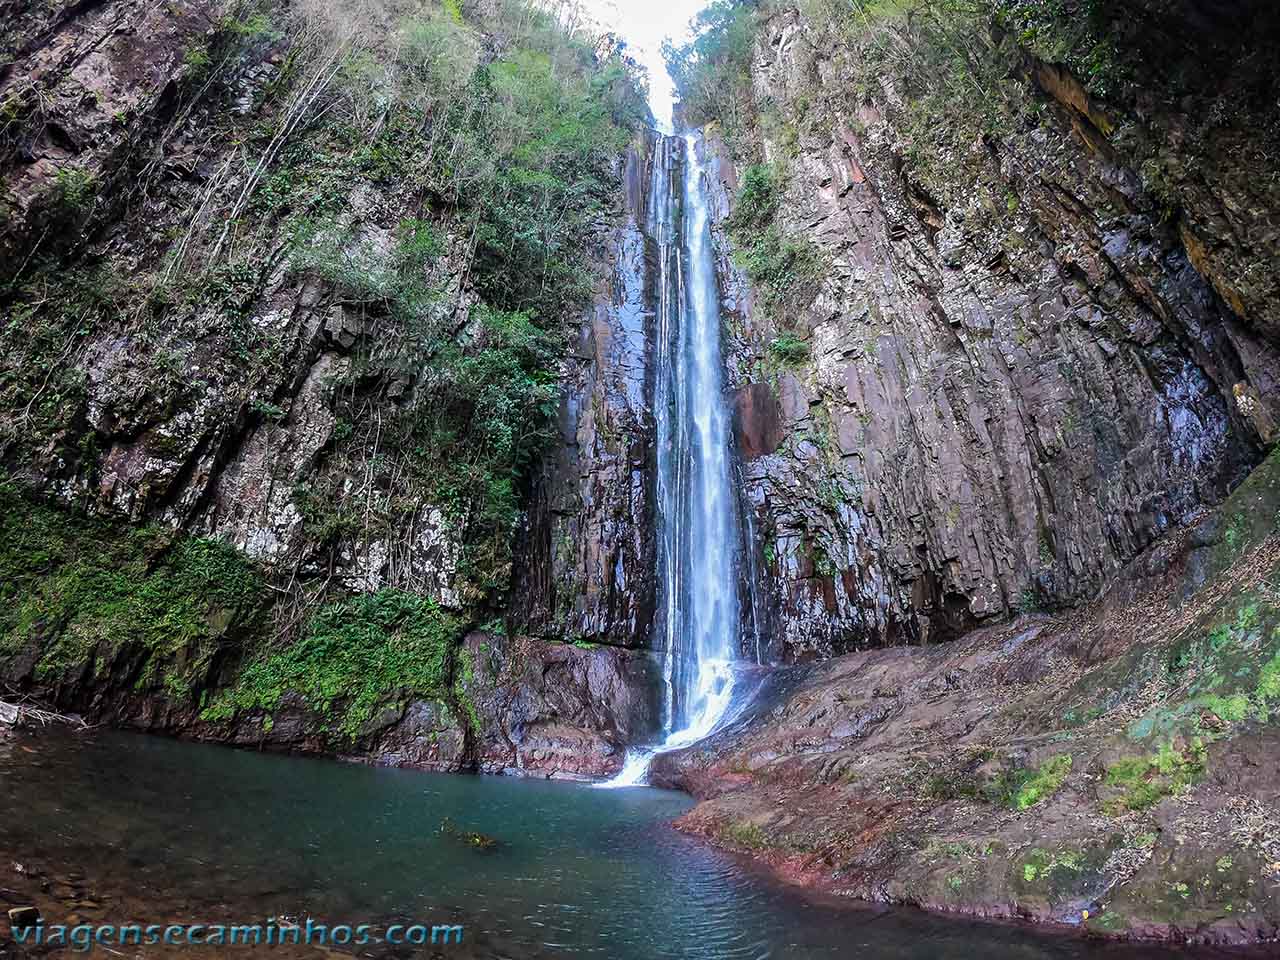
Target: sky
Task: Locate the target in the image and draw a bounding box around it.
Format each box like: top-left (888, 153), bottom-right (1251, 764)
top-left (578, 0), bottom-right (710, 131)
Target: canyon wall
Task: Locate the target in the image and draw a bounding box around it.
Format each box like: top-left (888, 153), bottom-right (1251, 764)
top-left (509, 143), bottom-right (659, 649)
top-left (698, 0), bottom-right (1280, 660)
top-left (645, 1), bottom-right (1280, 943)
top-left (0, 0), bottom-right (662, 772)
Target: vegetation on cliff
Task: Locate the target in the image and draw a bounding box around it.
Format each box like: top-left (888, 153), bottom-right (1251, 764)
top-left (0, 483), bottom-right (474, 741)
top-left (0, 483), bottom-right (268, 699)
top-left (0, 0), bottom-right (647, 736)
top-left (5, 0), bottom-right (647, 603)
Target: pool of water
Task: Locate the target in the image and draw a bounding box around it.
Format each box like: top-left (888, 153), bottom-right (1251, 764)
top-left (0, 728), bottom-right (1246, 959)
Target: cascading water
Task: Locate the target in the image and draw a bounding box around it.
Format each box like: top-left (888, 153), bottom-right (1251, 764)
top-left (602, 131), bottom-right (745, 788)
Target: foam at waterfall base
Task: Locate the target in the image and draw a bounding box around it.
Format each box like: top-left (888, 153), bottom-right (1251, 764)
top-left (596, 659), bottom-right (737, 789)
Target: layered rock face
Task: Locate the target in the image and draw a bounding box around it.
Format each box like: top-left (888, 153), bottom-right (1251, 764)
top-left (509, 144), bottom-right (659, 649)
top-left (707, 1), bottom-right (1280, 660)
top-left (652, 448), bottom-right (1280, 944)
top-left (0, 0), bottom-right (662, 774)
top-left (644, 1), bottom-right (1280, 942)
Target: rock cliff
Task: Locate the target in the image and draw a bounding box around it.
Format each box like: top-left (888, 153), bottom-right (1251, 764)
top-left (693, 0), bottom-right (1280, 660)
top-left (647, 0), bottom-right (1280, 942)
top-left (3, 0), bottom-right (1280, 944)
top-left (0, 0), bottom-right (661, 775)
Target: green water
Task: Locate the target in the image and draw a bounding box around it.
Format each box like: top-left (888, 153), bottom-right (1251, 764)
top-left (0, 729), bottom-right (1240, 958)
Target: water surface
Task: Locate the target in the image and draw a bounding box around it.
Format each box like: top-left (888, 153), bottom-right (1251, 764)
top-left (0, 729), bottom-right (1246, 959)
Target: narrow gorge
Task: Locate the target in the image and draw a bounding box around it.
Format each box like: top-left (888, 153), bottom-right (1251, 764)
top-left (1, 0), bottom-right (1278, 955)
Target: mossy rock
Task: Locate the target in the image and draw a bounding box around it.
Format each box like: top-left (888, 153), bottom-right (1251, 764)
top-left (0, 483), bottom-right (268, 698)
top-left (1199, 447), bottom-right (1280, 582)
top-left (1012, 841), bottom-right (1115, 910)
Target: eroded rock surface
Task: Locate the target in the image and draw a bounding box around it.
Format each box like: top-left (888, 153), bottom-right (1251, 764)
top-left (651, 452), bottom-right (1280, 942)
top-left (707, 2), bottom-right (1280, 660)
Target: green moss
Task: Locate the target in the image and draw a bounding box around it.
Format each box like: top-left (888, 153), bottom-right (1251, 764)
top-left (1009, 753), bottom-right (1072, 810)
top-left (1204, 448), bottom-right (1280, 576)
top-left (1089, 908), bottom-right (1129, 933)
top-left (1102, 739), bottom-right (1206, 814)
top-left (1016, 845), bottom-right (1091, 896)
top-left (1257, 652), bottom-right (1280, 718)
top-left (721, 819), bottom-right (768, 850)
top-left (1131, 593), bottom-right (1280, 738)
top-left (202, 588), bottom-right (465, 739)
top-left (0, 484), bottom-right (267, 696)
top-left (453, 640), bottom-right (482, 735)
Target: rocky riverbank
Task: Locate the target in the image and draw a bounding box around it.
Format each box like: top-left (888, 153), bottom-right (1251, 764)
top-left (651, 451), bottom-right (1280, 944)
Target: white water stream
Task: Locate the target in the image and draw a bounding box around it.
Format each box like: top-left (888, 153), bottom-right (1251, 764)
top-left (601, 131), bottom-right (744, 788)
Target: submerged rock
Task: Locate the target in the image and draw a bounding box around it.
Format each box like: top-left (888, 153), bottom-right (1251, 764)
top-left (438, 818), bottom-right (499, 852)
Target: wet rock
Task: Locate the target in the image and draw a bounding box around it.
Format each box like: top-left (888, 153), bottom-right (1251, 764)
top-left (509, 141), bottom-right (660, 648)
top-left (7, 905), bottom-right (40, 930)
top-left (706, 4), bottom-right (1280, 661)
top-left (733, 383), bottom-right (785, 460)
top-left (463, 632), bottom-right (662, 779)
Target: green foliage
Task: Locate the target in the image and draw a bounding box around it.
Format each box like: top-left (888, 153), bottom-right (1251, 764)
top-left (728, 162), bottom-right (782, 228)
top-left (1103, 739), bottom-right (1206, 814)
top-left (50, 167), bottom-right (97, 216)
top-left (663, 0), bottom-right (761, 142)
top-left (399, 9), bottom-right (479, 96)
top-left (219, 10), bottom-right (282, 41)
top-left (0, 264), bottom-right (130, 446)
top-left (989, 0), bottom-right (1125, 98)
top-left (257, 3), bottom-right (647, 602)
top-left (2, 0), bottom-right (652, 619)
top-left (290, 216), bottom-right (445, 330)
top-left (725, 162), bottom-right (822, 321)
top-left (733, 224), bottom-right (822, 317)
top-left (202, 588), bottom-right (465, 739)
top-left (669, 0), bottom-right (1125, 251)
top-left (469, 47), bottom-right (643, 318)
top-left (0, 484), bottom-right (267, 698)
top-left (768, 333), bottom-right (810, 366)
top-left (183, 45), bottom-right (212, 74)
top-left (418, 305), bottom-right (562, 592)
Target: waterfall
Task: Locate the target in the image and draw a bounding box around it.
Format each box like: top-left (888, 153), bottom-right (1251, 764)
top-left (601, 131), bottom-right (744, 788)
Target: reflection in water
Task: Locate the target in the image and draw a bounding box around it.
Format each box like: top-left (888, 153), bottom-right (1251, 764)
top-left (0, 729), bottom-right (1236, 959)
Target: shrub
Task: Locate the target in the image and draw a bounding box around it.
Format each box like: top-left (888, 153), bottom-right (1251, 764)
top-left (768, 333), bottom-right (810, 366)
top-left (50, 167), bottom-right (97, 216)
top-left (202, 588), bottom-right (465, 738)
top-left (725, 162), bottom-right (823, 321)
